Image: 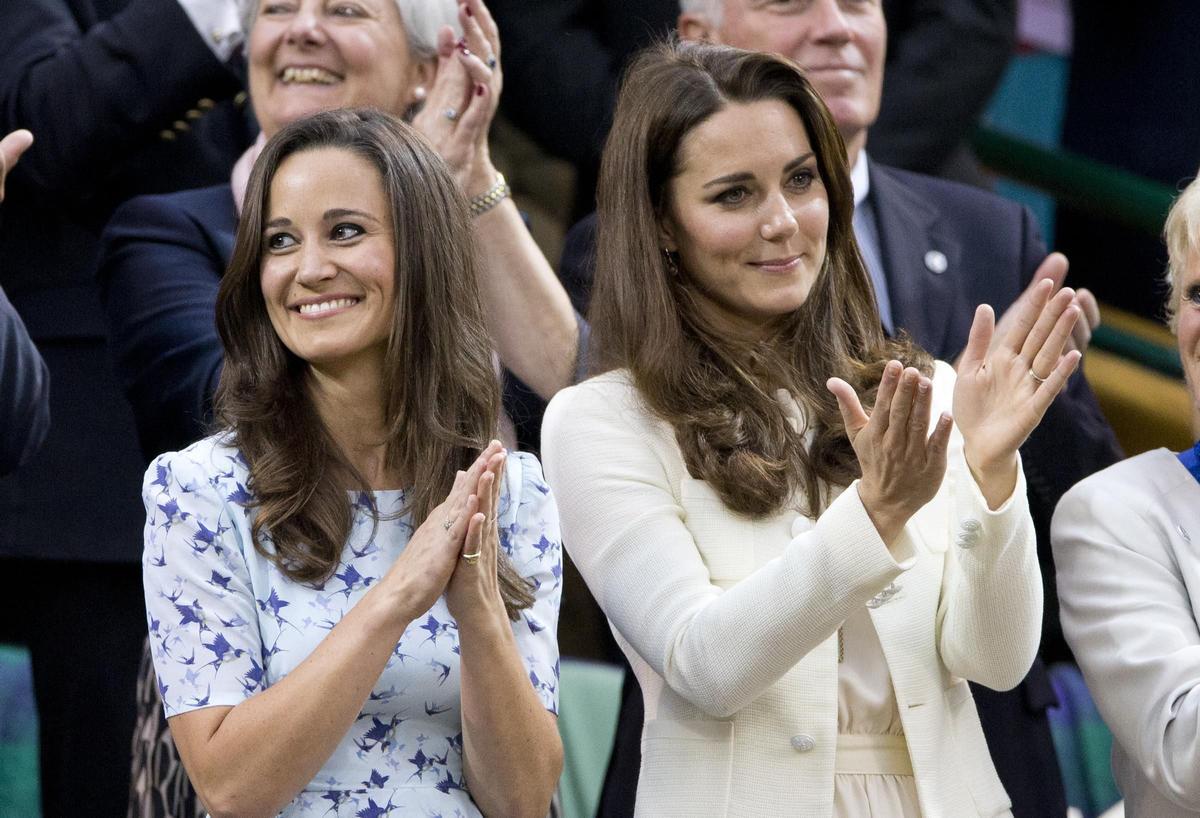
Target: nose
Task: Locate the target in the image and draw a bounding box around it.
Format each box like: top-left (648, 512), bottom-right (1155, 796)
top-left (284, 7), bottom-right (327, 47)
top-left (294, 242), bottom-right (336, 286)
top-left (809, 0), bottom-right (853, 46)
top-left (760, 193), bottom-right (800, 242)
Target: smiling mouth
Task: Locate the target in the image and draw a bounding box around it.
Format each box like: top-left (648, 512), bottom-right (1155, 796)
top-left (279, 66), bottom-right (342, 85)
top-left (750, 256), bottom-right (802, 272)
top-left (295, 297), bottom-right (360, 315)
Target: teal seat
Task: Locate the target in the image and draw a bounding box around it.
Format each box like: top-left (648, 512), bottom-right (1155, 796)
top-left (0, 643), bottom-right (39, 818)
top-left (557, 659), bottom-right (624, 818)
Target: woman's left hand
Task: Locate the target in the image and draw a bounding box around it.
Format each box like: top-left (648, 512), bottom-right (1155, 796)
top-left (445, 447), bottom-right (508, 626)
top-left (953, 279), bottom-right (1082, 506)
top-left (410, 0), bottom-right (503, 197)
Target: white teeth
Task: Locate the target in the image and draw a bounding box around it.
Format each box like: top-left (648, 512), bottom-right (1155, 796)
top-left (280, 66), bottom-right (340, 85)
top-left (298, 298), bottom-right (357, 315)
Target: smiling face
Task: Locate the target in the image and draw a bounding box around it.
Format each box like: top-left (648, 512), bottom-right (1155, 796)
top-left (260, 146), bottom-right (397, 373)
top-left (248, 0), bottom-right (431, 138)
top-left (660, 98), bottom-right (829, 339)
top-left (681, 0), bottom-right (885, 162)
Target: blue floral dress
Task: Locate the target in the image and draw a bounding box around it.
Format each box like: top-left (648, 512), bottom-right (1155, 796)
top-left (142, 435), bottom-right (563, 818)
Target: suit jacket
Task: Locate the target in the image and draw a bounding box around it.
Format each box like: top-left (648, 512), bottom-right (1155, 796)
top-left (0, 0), bottom-right (254, 561)
top-left (0, 285), bottom-right (49, 475)
top-left (543, 364), bottom-right (1040, 817)
top-left (1052, 450), bottom-right (1200, 818)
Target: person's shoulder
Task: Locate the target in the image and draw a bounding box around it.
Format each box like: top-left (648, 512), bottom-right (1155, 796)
top-left (108, 184), bottom-right (235, 233)
top-left (871, 161), bottom-right (1026, 222)
top-left (545, 369), bottom-right (640, 419)
top-left (1057, 449), bottom-right (1186, 515)
top-left (144, 432), bottom-right (249, 499)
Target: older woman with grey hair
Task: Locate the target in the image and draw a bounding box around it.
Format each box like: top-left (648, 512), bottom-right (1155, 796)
top-left (97, 1), bottom-right (579, 815)
top-left (1052, 174), bottom-right (1200, 818)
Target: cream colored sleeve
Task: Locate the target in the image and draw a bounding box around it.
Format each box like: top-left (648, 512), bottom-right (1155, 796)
top-left (932, 360), bottom-right (1042, 691)
top-left (541, 379), bottom-right (910, 718)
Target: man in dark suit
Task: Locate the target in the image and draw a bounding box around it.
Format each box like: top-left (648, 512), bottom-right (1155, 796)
top-left (0, 129), bottom-right (49, 476)
top-left (564, 1), bottom-right (1123, 815)
top-left (0, 2), bottom-right (254, 813)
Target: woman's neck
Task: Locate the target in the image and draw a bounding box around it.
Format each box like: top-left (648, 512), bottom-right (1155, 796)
top-left (306, 360), bottom-right (401, 490)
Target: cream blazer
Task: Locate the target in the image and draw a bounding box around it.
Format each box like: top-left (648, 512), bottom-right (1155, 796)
top-left (541, 362), bottom-right (1041, 818)
top-left (1053, 450), bottom-right (1200, 817)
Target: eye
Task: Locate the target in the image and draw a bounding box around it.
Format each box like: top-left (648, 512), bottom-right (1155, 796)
top-left (714, 186), bottom-right (750, 206)
top-left (787, 168), bottom-right (816, 191)
top-left (265, 231), bottom-right (298, 251)
top-left (260, 1), bottom-right (296, 16)
top-left (1186, 284), bottom-right (1200, 305)
top-left (328, 2), bottom-right (366, 17)
top-left (330, 222), bottom-right (365, 241)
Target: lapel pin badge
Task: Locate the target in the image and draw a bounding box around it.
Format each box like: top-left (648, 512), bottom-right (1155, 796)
top-left (924, 249), bottom-right (948, 274)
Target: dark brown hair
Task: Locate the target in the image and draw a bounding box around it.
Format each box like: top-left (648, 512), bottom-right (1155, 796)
top-left (592, 40), bottom-right (931, 517)
top-left (215, 108), bottom-right (532, 617)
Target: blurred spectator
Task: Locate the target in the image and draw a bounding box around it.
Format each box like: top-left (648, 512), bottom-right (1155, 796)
top-left (0, 2), bottom-right (254, 814)
top-left (0, 129), bottom-right (48, 476)
top-left (1056, 1), bottom-right (1200, 321)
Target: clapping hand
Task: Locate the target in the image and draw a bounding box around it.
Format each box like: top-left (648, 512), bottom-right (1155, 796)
top-left (0, 129), bottom-right (33, 203)
top-left (411, 0), bottom-right (503, 197)
top-left (827, 362), bottom-right (954, 546)
top-left (953, 279), bottom-right (1081, 506)
top-left (445, 446), bottom-right (507, 627)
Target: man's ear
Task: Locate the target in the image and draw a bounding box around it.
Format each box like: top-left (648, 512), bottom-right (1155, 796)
top-left (677, 11), bottom-right (721, 43)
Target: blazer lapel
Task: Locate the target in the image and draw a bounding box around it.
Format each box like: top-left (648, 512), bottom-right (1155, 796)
top-left (868, 160), bottom-right (961, 359)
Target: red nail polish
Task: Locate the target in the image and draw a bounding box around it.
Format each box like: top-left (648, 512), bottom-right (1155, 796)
top-left (464, 4), bottom-right (474, 16)
top-left (456, 37), bottom-right (467, 49)
top-left (475, 83), bottom-right (485, 96)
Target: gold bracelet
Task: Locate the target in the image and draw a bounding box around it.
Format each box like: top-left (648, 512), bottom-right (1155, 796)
top-left (469, 172), bottom-right (510, 218)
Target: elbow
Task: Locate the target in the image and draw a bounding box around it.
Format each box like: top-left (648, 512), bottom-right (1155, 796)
top-left (194, 778), bottom-right (285, 818)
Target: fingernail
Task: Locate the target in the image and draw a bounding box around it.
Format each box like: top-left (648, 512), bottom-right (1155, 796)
top-left (464, 3), bottom-right (474, 15)
top-left (475, 83), bottom-right (485, 96)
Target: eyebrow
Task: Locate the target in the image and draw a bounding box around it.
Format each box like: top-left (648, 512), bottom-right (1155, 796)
top-left (701, 152), bottom-right (816, 188)
top-left (263, 209), bottom-right (380, 230)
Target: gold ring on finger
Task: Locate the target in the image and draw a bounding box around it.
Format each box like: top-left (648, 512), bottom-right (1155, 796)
top-left (1028, 368), bottom-right (1049, 385)
top-left (461, 551), bottom-right (481, 565)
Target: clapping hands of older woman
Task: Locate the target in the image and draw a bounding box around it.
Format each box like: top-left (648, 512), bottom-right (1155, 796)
top-left (412, 0), bottom-right (503, 198)
top-left (954, 279), bottom-right (1082, 507)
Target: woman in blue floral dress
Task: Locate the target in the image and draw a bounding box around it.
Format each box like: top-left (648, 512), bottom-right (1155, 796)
top-left (141, 108), bottom-right (563, 818)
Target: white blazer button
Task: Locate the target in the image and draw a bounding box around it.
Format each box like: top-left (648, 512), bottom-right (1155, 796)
top-left (791, 734), bottom-right (816, 752)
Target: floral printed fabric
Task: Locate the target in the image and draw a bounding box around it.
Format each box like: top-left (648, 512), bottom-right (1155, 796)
top-left (142, 435), bottom-right (562, 817)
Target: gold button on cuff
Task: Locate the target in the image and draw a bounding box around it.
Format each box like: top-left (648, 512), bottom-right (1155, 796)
top-left (173, 120), bottom-right (190, 132)
top-left (186, 109), bottom-right (203, 120)
top-left (234, 91), bottom-right (248, 106)
top-left (197, 98), bottom-right (216, 110)
top-left (159, 129), bottom-right (176, 141)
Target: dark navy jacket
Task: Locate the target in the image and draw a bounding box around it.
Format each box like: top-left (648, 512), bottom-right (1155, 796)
top-left (0, 285), bottom-right (49, 475)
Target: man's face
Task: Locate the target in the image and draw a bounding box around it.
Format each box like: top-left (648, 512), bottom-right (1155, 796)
top-left (682, 0), bottom-right (886, 153)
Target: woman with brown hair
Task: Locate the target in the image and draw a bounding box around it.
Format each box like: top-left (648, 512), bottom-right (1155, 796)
top-left (141, 108), bottom-right (562, 818)
top-left (542, 40), bottom-right (1078, 817)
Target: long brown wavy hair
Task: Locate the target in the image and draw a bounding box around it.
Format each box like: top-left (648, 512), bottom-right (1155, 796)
top-left (592, 40), bottom-right (931, 518)
top-left (215, 108), bottom-right (533, 617)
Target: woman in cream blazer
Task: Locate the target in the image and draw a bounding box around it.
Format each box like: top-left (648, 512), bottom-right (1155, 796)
top-left (1051, 174), bottom-right (1200, 818)
top-left (542, 42), bottom-right (1080, 817)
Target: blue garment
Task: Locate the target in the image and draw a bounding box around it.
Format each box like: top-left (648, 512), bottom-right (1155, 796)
top-left (1177, 441), bottom-right (1200, 483)
top-left (142, 435), bottom-right (563, 817)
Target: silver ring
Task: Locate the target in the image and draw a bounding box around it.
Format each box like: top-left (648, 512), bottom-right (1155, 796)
top-left (485, 54), bottom-right (497, 70)
top-left (1029, 368), bottom-right (1048, 385)
top-left (443, 107), bottom-right (459, 122)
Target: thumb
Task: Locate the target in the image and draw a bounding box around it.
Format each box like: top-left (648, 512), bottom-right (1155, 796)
top-left (827, 377), bottom-right (870, 441)
top-left (0, 129), bottom-right (33, 201)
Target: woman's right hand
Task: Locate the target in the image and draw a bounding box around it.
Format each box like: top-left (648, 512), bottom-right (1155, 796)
top-left (827, 361), bottom-right (953, 546)
top-left (387, 441), bottom-right (503, 622)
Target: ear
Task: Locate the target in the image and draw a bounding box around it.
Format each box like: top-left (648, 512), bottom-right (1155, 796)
top-left (407, 58), bottom-right (437, 107)
top-left (657, 211), bottom-right (678, 253)
top-left (678, 11), bottom-right (722, 43)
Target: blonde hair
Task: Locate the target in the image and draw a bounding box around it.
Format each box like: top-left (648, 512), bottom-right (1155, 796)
top-left (1163, 171), bottom-right (1200, 331)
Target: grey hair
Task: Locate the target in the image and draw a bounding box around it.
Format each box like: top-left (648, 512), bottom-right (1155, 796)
top-left (1163, 171), bottom-right (1200, 332)
top-left (238, 0), bottom-right (461, 62)
top-left (679, 0), bottom-right (723, 27)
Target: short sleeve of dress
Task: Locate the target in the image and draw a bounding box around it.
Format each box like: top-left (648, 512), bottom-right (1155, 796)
top-left (499, 451), bottom-right (563, 716)
top-left (142, 442), bottom-right (266, 718)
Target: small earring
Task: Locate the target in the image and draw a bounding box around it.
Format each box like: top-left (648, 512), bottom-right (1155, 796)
top-left (412, 86), bottom-right (427, 102)
top-left (662, 248), bottom-right (680, 277)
